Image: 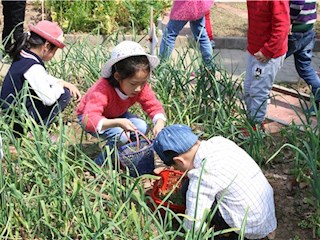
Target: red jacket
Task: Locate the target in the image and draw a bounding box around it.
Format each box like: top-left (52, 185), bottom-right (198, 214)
top-left (247, 0), bottom-right (290, 59)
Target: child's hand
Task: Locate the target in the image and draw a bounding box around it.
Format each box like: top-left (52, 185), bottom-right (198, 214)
top-left (254, 51), bottom-right (269, 63)
top-left (58, 80), bottom-right (82, 101)
top-left (119, 119), bottom-right (137, 132)
top-left (153, 119), bottom-right (165, 137)
top-left (67, 83), bottom-right (82, 102)
top-left (289, 24), bottom-right (292, 35)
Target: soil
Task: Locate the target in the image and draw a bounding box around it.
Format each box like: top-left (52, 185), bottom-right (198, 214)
top-left (2, 2), bottom-right (320, 239)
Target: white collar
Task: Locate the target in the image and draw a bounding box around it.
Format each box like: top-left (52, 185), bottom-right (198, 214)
top-left (115, 88), bottom-right (129, 100)
top-left (20, 50), bottom-right (40, 63)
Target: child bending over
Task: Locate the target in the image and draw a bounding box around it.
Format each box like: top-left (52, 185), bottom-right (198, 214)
top-left (77, 41), bottom-right (166, 166)
top-left (154, 124), bottom-right (276, 240)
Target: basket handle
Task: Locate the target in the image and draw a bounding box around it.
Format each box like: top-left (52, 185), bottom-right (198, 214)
top-left (119, 130), bottom-right (152, 150)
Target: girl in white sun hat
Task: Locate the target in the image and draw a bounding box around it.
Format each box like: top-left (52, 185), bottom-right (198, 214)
top-left (77, 40), bottom-right (166, 166)
top-left (0, 20), bottom-right (81, 137)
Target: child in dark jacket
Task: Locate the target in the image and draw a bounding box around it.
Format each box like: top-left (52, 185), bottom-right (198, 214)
top-left (0, 20), bottom-right (81, 137)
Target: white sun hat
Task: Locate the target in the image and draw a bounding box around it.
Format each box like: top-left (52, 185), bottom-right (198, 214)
top-left (101, 41), bottom-right (160, 78)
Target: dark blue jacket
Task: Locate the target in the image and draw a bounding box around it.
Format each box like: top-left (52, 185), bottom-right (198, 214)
top-left (0, 49), bottom-right (45, 110)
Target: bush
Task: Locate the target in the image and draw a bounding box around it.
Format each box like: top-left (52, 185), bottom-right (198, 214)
top-left (46, 0), bottom-right (171, 34)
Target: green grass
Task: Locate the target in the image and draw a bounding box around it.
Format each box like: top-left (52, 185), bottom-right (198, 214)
top-left (0, 31), bottom-right (319, 237)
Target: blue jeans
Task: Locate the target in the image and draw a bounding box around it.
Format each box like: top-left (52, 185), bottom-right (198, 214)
top-left (159, 17), bottom-right (213, 66)
top-left (244, 53), bottom-right (285, 123)
top-left (286, 29), bottom-right (320, 103)
top-left (78, 112), bottom-right (149, 166)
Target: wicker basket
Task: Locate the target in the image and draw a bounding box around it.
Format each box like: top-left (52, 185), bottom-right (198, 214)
top-left (118, 130), bottom-right (155, 177)
top-left (151, 169), bottom-right (186, 213)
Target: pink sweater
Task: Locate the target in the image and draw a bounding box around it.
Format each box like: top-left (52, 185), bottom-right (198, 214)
top-left (169, 0), bottom-right (214, 21)
top-left (76, 78), bottom-right (165, 132)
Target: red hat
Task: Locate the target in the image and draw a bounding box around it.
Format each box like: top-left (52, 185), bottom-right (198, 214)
top-left (29, 20), bottom-right (65, 49)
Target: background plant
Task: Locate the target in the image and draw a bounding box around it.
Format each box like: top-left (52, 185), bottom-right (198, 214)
top-left (46, 0), bottom-right (171, 35)
top-left (0, 23), bottom-right (319, 238)
top-left (0, 34), bottom-right (255, 238)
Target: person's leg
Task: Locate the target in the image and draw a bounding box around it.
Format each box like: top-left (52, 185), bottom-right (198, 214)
top-left (286, 32), bottom-right (300, 59)
top-left (189, 17), bottom-right (213, 66)
top-left (77, 113), bottom-right (121, 166)
top-left (204, 11), bottom-right (213, 41)
top-left (204, 10), bottom-right (215, 49)
top-left (43, 88), bottom-right (71, 127)
top-left (292, 30), bottom-right (320, 103)
top-left (247, 54), bottom-right (285, 123)
top-left (2, 0), bottom-right (13, 49)
top-left (121, 111), bottom-right (149, 139)
top-left (208, 201), bottom-right (247, 240)
top-left (244, 52), bottom-right (254, 116)
top-left (10, 0), bottom-right (26, 41)
top-left (27, 88), bottom-right (71, 127)
top-left (159, 19), bottom-right (188, 61)
top-left (95, 127), bottom-right (123, 166)
top-left (93, 112), bottom-right (149, 166)
top-left (2, 1), bottom-right (26, 50)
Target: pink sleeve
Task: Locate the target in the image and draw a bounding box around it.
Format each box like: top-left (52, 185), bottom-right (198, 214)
top-left (137, 84), bottom-right (165, 120)
top-left (81, 86), bottom-right (109, 133)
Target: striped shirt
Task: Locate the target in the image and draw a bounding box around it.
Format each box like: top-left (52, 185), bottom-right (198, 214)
top-left (290, 0), bottom-right (317, 32)
top-left (185, 137), bottom-right (276, 239)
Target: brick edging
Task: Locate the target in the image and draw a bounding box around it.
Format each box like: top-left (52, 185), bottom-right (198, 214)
top-left (64, 34), bottom-right (320, 52)
top-left (213, 37), bottom-right (320, 52)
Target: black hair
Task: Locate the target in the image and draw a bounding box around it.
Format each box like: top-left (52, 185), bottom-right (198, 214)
top-left (6, 31), bottom-right (56, 61)
top-left (107, 55), bottom-right (150, 88)
top-left (163, 150), bottom-right (179, 166)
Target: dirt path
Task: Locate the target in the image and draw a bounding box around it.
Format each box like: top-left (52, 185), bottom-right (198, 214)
top-left (215, 3), bottom-right (248, 19)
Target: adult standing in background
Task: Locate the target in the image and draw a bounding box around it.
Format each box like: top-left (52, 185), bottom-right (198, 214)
top-left (286, 0), bottom-right (319, 115)
top-left (2, 0), bottom-right (27, 51)
top-left (159, 0), bottom-right (214, 66)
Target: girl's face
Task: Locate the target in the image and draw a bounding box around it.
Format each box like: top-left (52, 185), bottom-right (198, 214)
top-left (41, 42), bottom-right (58, 61)
top-left (117, 69), bottom-right (149, 97)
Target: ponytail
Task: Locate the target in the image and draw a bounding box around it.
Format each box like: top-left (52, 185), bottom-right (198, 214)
top-left (6, 32), bottom-right (29, 60)
top-left (6, 32), bottom-right (51, 61)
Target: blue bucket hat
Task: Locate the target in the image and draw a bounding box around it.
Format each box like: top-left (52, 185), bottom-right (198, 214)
top-left (154, 124), bottom-right (198, 163)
